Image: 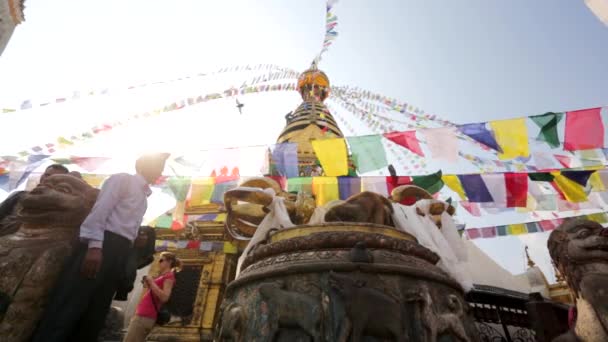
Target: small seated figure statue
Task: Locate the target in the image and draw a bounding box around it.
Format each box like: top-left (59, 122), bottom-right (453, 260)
top-left (0, 175), bottom-right (98, 342)
top-left (548, 219), bottom-right (608, 342)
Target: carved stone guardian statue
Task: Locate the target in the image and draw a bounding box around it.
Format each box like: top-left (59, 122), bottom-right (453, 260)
top-left (0, 175), bottom-right (98, 341)
top-left (548, 219), bottom-right (608, 342)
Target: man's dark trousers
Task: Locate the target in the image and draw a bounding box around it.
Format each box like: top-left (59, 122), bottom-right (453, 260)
top-left (31, 231), bottom-right (131, 342)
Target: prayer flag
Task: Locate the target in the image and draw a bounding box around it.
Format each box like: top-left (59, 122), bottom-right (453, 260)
top-left (508, 223), bottom-right (527, 235)
top-left (458, 123), bottom-right (500, 151)
top-left (589, 171), bottom-right (606, 192)
top-left (466, 229), bottom-right (481, 239)
top-left (496, 225), bottom-right (508, 236)
top-left (383, 131), bottom-right (424, 156)
top-left (526, 222), bottom-right (540, 233)
top-left (480, 174), bottom-right (507, 207)
top-left (412, 170), bottom-right (443, 194)
top-left (442, 175), bottom-right (467, 200)
top-left (422, 127), bottom-right (458, 163)
top-left (458, 174), bottom-right (494, 202)
top-left (477, 227), bottom-right (495, 238)
top-left (0, 174), bottom-right (9, 192)
top-left (211, 180), bottom-right (238, 204)
top-left (168, 177), bottom-right (192, 202)
top-left (489, 118), bottom-right (530, 160)
top-left (505, 173), bottom-right (528, 207)
top-left (460, 201), bottom-right (481, 216)
top-left (587, 212), bottom-right (608, 224)
top-left (338, 177), bottom-right (361, 200)
top-left (271, 143), bottom-right (299, 178)
top-left (311, 138), bottom-right (349, 176)
top-left (564, 108), bottom-right (604, 151)
top-left (155, 215), bottom-right (173, 229)
top-left (287, 177), bottom-right (313, 194)
top-left (530, 112), bottom-right (563, 148)
top-left (223, 242), bottom-right (238, 254)
top-left (360, 177), bottom-right (389, 196)
top-left (189, 178), bottom-right (215, 206)
top-left (71, 157), bottom-right (110, 172)
top-left (347, 135), bottom-right (388, 173)
top-left (186, 240), bottom-right (201, 250)
top-left (552, 172), bottom-right (588, 203)
top-left (312, 177), bottom-right (340, 206)
top-left (562, 170), bottom-right (594, 187)
top-left (386, 176), bottom-right (412, 194)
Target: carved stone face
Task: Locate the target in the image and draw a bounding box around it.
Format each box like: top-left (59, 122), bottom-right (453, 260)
top-left (549, 219), bottom-right (608, 265)
top-left (18, 174), bottom-right (98, 227)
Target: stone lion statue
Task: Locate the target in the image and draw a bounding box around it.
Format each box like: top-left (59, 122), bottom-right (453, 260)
top-left (0, 174), bottom-right (98, 342)
top-left (548, 219), bottom-right (608, 342)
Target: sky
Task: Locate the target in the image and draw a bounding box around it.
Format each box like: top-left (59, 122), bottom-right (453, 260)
top-left (1, 0), bottom-right (608, 282)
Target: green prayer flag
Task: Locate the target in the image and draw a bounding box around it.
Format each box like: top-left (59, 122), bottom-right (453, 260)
top-left (530, 112), bottom-right (563, 148)
top-left (346, 135), bottom-right (388, 173)
top-left (287, 177), bottom-right (313, 193)
top-left (168, 176), bottom-right (192, 201)
top-left (412, 170), bottom-right (444, 194)
top-left (155, 215), bottom-right (173, 229)
top-left (528, 172), bottom-right (554, 182)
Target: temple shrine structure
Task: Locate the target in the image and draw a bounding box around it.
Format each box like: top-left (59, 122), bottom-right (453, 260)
top-left (118, 67), bottom-right (577, 342)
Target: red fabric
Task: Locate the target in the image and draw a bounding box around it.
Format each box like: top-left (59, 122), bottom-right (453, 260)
top-left (186, 240), bottom-right (201, 249)
top-left (267, 176), bottom-right (287, 191)
top-left (136, 272), bottom-right (175, 319)
top-left (505, 173), bottom-right (528, 207)
top-left (466, 228), bottom-right (481, 239)
top-left (383, 131), bottom-right (424, 156)
top-left (564, 108), bottom-right (604, 151)
top-left (385, 176), bottom-right (415, 205)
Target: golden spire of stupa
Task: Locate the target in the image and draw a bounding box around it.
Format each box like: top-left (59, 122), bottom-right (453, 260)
top-left (273, 65), bottom-right (346, 176)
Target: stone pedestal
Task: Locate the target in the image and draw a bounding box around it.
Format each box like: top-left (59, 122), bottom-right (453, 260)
top-left (217, 223), bottom-right (479, 342)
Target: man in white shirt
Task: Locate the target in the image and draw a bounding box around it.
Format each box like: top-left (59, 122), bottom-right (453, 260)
top-left (32, 153), bottom-right (169, 342)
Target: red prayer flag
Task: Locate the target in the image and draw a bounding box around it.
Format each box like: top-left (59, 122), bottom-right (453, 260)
top-left (383, 131), bottom-right (424, 156)
top-left (186, 240), bottom-right (201, 249)
top-left (564, 108), bottom-right (604, 151)
top-left (505, 173), bottom-right (528, 207)
top-left (460, 201), bottom-right (481, 216)
top-left (466, 229), bottom-right (481, 239)
top-left (554, 155), bottom-right (572, 168)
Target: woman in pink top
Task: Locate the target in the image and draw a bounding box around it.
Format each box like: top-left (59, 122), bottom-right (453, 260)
top-left (123, 251), bottom-right (181, 342)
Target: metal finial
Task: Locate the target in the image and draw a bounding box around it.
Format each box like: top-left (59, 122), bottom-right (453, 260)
top-left (525, 246), bottom-right (536, 268)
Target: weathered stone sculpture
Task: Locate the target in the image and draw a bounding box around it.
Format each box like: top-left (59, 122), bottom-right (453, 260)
top-left (548, 219), bottom-right (608, 342)
top-left (324, 191), bottom-right (394, 227)
top-left (0, 175), bottom-right (98, 342)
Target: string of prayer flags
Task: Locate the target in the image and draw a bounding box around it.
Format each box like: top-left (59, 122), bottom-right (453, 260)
top-left (383, 131), bottom-right (424, 156)
top-left (530, 112), bottom-right (563, 148)
top-left (422, 127), bottom-right (459, 163)
top-left (466, 212), bottom-right (608, 240)
top-left (458, 123), bottom-right (500, 151)
top-left (346, 135), bottom-right (388, 173)
top-left (312, 177), bottom-right (340, 206)
top-left (311, 138), bottom-right (348, 176)
top-left (458, 174), bottom-right (494, 202)
top-left (271, 143), bottom-right (299, 178)
top-left (489, 118), bottom-right (530, 160)
top-left (564, 108), bottom-right (604, 151)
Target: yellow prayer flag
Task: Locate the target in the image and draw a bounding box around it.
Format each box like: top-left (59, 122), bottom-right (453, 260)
top-left (82, 174), bottom-right (107, 188)
top-left (189, 178), bottom-right (215, 206)
top-left (442, 175), bottom-right (467, 200)
top-left (311, 138), bottom-right (348, 176)
top-left (312, 177), bottom-right (340, 206)
top-left (589, 172), bottom-right (605, 192)
top-left (489, 118), bottom-right (530, 160)
top-left (215, 213), bottom-right (227, 222)
top-left (223, 242), bottom-right (238, 254)
top-left (552, 172), bottom-right (588, 203)
top-left (508, 223), bottom-right (527, 235)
